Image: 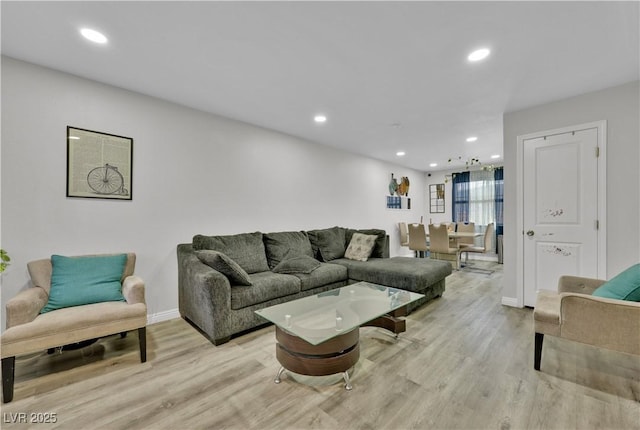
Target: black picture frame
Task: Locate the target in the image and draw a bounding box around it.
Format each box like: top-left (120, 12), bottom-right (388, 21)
top-left (429, 184), bottom-right (445, 213)
top-left (66, 126), bottom-right (133, 200)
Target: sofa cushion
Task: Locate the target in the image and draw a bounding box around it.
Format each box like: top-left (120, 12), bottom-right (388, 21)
top-left (345, 228), bottom-right (387, 258)
top-left (293, 263), bottom-right (348, 291)
top-left (330, 256), bottom-right (452, 293)
top-left (344, 232), bottom-right (378, 262)
top-left (41, 254), bottom-right (126, 314)
top-left (263, 231), bottom-right (314, 269)
top-left (195, 250), bottom-right (252, 286)
top-left (231, 272), bottom-right (301, 310)
top-left (307, 226), bottom-right (347, 262)
top-left (272, 255), bottom-right (321, 275)
top-left (193, 232), bottom-right (269, 274)
top-left (592, 264), bottom-right (640, 301)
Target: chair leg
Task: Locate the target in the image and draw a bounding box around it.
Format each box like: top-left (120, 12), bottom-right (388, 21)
top-left (138, 327), bottom-right (147, 363)
top-left (534, 332), bottom-right (544, 371)
top-left (2, 356), bottom-right (15, 403)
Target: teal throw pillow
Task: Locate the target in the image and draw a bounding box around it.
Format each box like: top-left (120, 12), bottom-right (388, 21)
top-left (592, 264), bottom-right (640, 301)
top-left (41, 254), bottom-right (127, 313)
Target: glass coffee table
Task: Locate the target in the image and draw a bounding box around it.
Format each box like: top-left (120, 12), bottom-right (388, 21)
top-left (255, 282), bottom-right (424, 390)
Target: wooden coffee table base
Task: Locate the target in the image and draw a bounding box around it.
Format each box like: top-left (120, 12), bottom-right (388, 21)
top-left (273, 307), bottom-right (408, 390)
top-left (274, 326), bottom-right (359, 390)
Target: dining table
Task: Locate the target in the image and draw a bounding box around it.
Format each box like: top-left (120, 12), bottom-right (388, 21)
top-left (425, 230), bottom-right (483, 248)
top-left (425, 230), bottom-right (483, 268)
top-left (446, 231), bottom-right (482, 240)
top-left (425, 231), bottom-right (483, 239)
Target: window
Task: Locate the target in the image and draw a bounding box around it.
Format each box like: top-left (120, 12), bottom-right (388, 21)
top-left (452, 167), bottom-right (504, 247)
top-left (467, 169), bottom-right (495, 226)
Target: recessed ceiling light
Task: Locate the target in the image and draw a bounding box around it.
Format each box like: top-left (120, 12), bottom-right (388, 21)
top-left (468, 48), bottom-right (490, 62)
top-left (314, 114), bottom-right (327, 123)
top-left (466, 136), bottom-right (478, 142)
top-left (430, 163), bottom-right (438, 167)
top-left (396, 151), bottom-right (406, 157)
top-left (69, 136), bottom-right (80, 140)
top-left (491, 154), bottom-right (501, 159)
top-left (80, 28), bottom-right (108, 44)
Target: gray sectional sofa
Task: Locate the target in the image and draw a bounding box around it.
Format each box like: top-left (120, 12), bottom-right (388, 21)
top-left (177, 226), bottom-right (451, 345)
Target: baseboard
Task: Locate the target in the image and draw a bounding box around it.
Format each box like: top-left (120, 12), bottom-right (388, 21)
top-left (501, 297), bottom-right (520, 307)
top-left (147, 308), bottom-right (180, 325)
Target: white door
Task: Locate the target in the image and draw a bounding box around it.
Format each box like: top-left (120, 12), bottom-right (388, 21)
top-left (522, 127), bottom-right (601, 307)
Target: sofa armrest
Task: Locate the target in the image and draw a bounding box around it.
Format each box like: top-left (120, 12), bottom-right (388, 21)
top-left (559, 293), bottom-right (640, 355)
top-left (122, 275), bottom-right (146, 305)
top-left (5, 287), bottom-right (49, 329)
top-left (178, 243), bottom-right (233, 342)
top-left (557, 275), bottom-right (605, 295)
top-left (194, 268), bottom-right (232, 308)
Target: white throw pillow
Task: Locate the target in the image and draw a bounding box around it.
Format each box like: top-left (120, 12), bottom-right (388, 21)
top-left (344, 233), bottom-right (378, 262)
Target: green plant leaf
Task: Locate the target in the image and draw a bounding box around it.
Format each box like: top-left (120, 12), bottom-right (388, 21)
top-left (0, 249), bottom-right (10, 272)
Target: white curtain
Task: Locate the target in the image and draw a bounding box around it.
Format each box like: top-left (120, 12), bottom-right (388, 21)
top-left (468, 170), bottom-right (496, 251)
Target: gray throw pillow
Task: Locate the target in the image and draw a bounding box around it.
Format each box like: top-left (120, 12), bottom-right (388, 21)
top-left (272, 255), bottom-right (321, 274)
top-left (192, 232), bottom-right (269, 274)
top-left (344, 233), bottom-right (378, 262)
top-left (307, 226), bottom-right (346, 261)
top-left (263, 231), bottom-right (314, 269)
top-left (196, 250), bottom-right (252, 286)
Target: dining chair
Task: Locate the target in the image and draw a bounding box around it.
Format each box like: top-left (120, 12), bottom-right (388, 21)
top-left (428, 224), bottom-right (460, 269)
top-left (407, 223), bottom-right (428, 258)
top-left (460, 223), bottom-right (495, 268)
top-left (398, 222), bottom-right (409, 247)
top-left (445, 222), bottom-right (457, 246)
top-left (456, 222), bottom-right (476, 249)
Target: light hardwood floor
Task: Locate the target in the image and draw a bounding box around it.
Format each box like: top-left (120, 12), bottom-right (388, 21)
top-left (2, 262), bottom-right (639, 429)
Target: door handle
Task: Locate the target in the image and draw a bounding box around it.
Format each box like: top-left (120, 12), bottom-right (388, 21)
top-left (526, 230), bottom-right (535, 237)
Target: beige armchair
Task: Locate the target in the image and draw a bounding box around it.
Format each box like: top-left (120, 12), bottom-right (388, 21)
top-left (1, 253), bottom-right (147, 403)
top-left (533, 275), bottom-right (640, 371)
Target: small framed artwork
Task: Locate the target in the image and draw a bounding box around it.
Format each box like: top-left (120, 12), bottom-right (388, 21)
top-left (429, 184), bottom-right (445, 213)
top-left (66, 126), bottom-right (133, 200)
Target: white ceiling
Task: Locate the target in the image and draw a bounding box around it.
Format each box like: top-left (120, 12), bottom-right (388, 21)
top-left (2, 1), bottom-right (638, 172)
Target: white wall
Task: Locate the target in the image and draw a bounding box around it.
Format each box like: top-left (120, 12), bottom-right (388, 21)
top-left (0, 57), bottom-right (426, 327)
top-left (503, 81), bottom-right (640, 304)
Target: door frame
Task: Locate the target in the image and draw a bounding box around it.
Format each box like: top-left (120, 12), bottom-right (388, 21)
top-left (516, 120), bottom-right (607, 307)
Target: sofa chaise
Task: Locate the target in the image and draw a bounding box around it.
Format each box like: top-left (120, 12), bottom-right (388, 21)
top-left (177, 226), bottom-right (451, 345)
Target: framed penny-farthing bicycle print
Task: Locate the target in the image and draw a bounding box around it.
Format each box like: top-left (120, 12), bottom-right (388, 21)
top-left (66, 126), bottom-right (133, 200)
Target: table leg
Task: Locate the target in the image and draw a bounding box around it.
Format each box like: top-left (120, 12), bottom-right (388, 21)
top-left (343, 370), bottom-right (353, 391)
top-left (274, 366), bottom-right (286, 384)
top-left (361, 305), bottom-right (408, 336)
